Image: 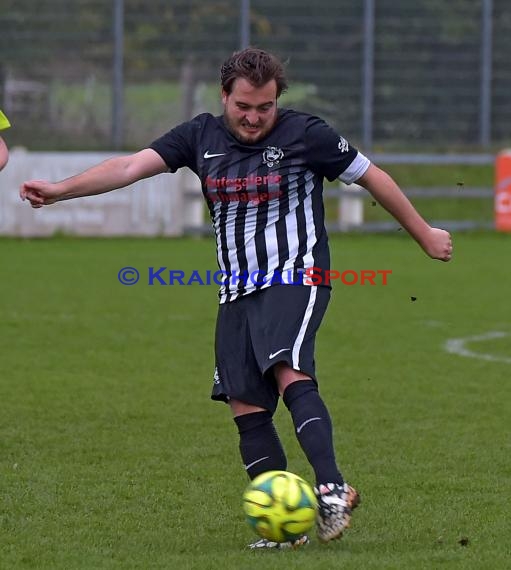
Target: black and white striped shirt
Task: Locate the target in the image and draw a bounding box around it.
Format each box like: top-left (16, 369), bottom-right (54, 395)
top-left (150, 109), bottom-right (370, 303)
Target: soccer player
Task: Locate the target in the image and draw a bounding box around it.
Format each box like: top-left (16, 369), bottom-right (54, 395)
top-left (20, 48), bottom-right (453, 548)
top-left (0, 109), bottom-right (10, 171)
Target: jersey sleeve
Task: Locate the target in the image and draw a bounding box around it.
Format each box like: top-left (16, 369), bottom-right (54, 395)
top-left (304, 116), bottom-right (370, 183)
top-left (0, 110), bottom-right (11, 131)
top-left (148, 117), bottom-right (200, 172)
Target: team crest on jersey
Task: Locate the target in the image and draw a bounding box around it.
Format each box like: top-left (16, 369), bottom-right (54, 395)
top-left (338, 136), bottom-right (349, 153)
top-left (262, 146), bottom-right (284, 168)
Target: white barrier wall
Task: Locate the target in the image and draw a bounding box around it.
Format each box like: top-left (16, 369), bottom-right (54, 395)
top-left (0, 149), bottom-right (203, 237)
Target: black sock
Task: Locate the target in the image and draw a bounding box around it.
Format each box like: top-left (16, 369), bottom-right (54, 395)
top-left (234, 411), bottom-right (287, 480)
top-left (283, 380), bottom-right (344, 486)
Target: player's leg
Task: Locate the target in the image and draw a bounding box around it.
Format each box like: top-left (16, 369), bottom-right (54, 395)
top-left (211, 294), bottom-right (308, 549)
top-left (254, 285), bottom-right (360, 543)
top-left (247, 285), bottom-right (338, 485)
top-left (229, 399), bottom-right (287, 480)
top-left (211, 295), bottom-right (287, 480)
top-left (276, 367), bottom-right (343, 486)
top-left (251, 284), bottom-right (338, 484)
top-left (276, 368), bottom-right (360, 543)
top-left (230, 397), bottom-right (308, 550)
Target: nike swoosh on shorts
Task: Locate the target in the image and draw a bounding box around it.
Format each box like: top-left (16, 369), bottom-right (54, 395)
top-left (269, 348), bottom-right (290, 359)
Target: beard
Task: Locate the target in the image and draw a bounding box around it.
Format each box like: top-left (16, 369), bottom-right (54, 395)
top-left (223, 111), bottom-right (275, 144)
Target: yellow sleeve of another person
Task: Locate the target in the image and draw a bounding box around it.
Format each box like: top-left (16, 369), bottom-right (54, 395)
top-left (0, 110), bottom-right (11, 130)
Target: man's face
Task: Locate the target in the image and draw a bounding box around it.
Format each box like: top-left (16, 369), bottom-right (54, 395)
top-left (222, 78), bottom-right (278, 144)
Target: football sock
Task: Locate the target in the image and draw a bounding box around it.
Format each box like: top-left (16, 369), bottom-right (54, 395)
top-left (283, 379), bottom-right (344, 486)
top-left (234, 410), bottom-right (287, 480)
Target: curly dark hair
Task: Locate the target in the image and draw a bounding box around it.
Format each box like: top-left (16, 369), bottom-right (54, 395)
top-left (220, 48), bottom-right (288, 97)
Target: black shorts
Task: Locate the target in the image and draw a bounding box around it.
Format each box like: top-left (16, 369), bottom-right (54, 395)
top-left (211, 284), bottom-right (330, 413)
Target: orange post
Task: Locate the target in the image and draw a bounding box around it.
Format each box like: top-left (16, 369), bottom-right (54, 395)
top-left (495, 151), bottom-right (511, 231)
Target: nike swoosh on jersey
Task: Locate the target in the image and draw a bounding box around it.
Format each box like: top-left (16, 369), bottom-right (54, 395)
top-left (203, 151), bottom-right (226, 159)
top-left (268, 348), bottom-right (290, 359)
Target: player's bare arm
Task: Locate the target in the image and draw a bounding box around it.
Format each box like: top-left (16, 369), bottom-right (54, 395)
top-left (356, 163), bottom-right (453, 262)
top-left (20, 148), bottom-right (168, 208)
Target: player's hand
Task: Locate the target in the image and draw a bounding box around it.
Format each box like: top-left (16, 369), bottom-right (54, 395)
top-left (20, 180), bottom-right (61, 208)
top-left (421, 227), bottom-right (453, 262)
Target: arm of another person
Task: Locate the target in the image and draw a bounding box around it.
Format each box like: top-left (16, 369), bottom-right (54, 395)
top-left (20, 148), bottom-right (168, 208)
top-left (356, 163), bottom-right (453, 261)
top-left (0, 136), bottom-right (8, 171)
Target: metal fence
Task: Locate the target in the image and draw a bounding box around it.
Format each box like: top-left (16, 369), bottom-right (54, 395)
top-left (1, 0), bottom-right (510, 153)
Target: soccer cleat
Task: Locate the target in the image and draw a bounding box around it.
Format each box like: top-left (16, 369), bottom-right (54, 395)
top-left (314, 482), bottom-right (360, 543)
top-left (247, 534), bottom-right (310, 550)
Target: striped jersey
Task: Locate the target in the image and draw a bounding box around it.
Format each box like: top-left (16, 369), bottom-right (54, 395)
top-left (149, 109), bottom-right (370, 303)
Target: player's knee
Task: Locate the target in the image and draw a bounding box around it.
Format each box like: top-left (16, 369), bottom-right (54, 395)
top-left (282, 378), bottom-right (317, 409)
top-left (274, 363), bottom-right (311, 394)
top-left (230, 399), bottom-right (269, 418)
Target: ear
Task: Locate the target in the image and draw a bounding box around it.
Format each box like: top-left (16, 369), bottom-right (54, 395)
top-left (221, 89), bottom-right (228, 105)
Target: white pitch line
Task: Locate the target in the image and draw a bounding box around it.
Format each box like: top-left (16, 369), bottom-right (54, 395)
top-left (444, 331), bottom-right (511, 364)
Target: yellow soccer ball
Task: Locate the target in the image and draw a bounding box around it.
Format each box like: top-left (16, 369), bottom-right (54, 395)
top-left (243, 470), bottom-right (318, 543)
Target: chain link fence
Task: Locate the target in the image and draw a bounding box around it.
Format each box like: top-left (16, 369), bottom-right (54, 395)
top-left (1, 0), bottom-right (510, 152)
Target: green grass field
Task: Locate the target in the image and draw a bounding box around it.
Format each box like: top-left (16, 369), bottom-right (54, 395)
top-left (1, 233), bottom-right (510, 569)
